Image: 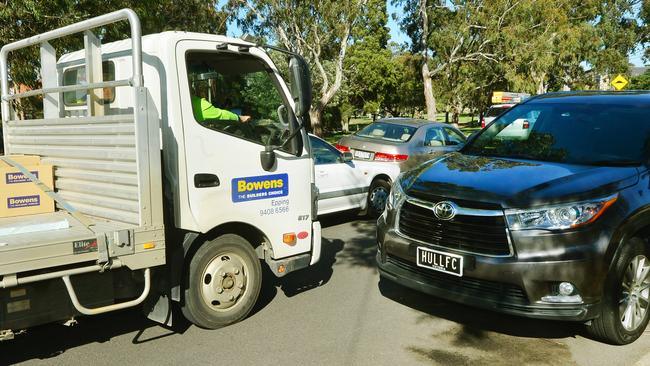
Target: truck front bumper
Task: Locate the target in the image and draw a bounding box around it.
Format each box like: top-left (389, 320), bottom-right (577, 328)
top-left (266, 220), bottom-right (321, 277)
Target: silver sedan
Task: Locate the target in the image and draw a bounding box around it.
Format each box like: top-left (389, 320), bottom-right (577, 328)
top-left (336, 118), bottom-right (466, 163)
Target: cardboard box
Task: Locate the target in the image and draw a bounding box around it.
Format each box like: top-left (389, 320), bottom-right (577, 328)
top-left (0, 155), bottom-right (41, 168)
top-left (0, 163), bottom-right (54, 218)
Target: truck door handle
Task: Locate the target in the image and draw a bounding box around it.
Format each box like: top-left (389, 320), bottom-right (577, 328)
top-left (194, 173), bottom-right (220, 188)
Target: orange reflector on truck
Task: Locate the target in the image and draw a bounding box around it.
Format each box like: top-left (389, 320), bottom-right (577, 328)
top-left (283, 233), bottom-right (296, 245)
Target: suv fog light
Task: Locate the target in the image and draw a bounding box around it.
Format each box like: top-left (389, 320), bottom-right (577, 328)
top-left (559, 282), bottom-right (574, 296)
top-left (540, 282), bottom-right (582, 303)
top-left (540, 294), bottom-right (583, 303)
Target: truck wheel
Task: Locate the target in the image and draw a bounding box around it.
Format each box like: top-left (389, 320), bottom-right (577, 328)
top-left (368, 178), bottom-right (391, 218)
top-left (587, 237), bottom-right (650, 344)
top-left (182, 234), bottom-right (262, 329)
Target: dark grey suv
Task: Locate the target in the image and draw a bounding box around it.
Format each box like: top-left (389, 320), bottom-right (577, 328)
top-left (377, 91), bottom-right (650, 344)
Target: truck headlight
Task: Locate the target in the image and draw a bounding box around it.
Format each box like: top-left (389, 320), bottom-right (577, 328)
top-left (386, 174), bottom-right (406, 212)
top-left (505, 195), bottom-right (617, 231)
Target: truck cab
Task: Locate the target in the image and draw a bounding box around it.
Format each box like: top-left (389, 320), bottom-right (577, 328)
top-left (0, 9), bottom-right (320, 337)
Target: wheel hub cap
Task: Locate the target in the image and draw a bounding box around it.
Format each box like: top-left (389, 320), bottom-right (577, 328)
top-left (619, 255), bottom-right (650, 331)
top-left (370, 187), bottom-right (388, 213)
top-left (201, 253), bottom-right (248, 311)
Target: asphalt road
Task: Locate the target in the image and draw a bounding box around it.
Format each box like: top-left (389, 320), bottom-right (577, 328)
top-left (3, 214), bottom-right (650, 366)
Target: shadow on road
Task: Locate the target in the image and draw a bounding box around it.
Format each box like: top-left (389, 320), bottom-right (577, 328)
top-left (0, 307), bottom-right (186, 365)
top-left (378, 278), bottom-right (584, 365)
top-left (253, 236), bottom-right (345, 311)
top-left (319, 211), bottom-right (379, 269)
top-left (379, 278), bottom-right (582, 338)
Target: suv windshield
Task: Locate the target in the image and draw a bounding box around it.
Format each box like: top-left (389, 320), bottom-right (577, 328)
top-left (355, 122), bottom-right (417, 142)
top-left (465, 102), bottom-right (650, 166)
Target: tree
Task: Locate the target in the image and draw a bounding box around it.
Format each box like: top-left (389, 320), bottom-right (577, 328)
top-left (590, 0), bottom-right (645, 76)
top-left (630, 69), bottom-right (650, 89)
top-left (227, 0), bottom-right (371, 136)
top-left (345, 0), bottom-right (395, 127)
top-left (397, 0), bottom-right (506, 122)
top-left (394, 0), bottom-right (648, 121)
top-left (643, 0), bottom-right (650, 60)
top-left (384, 51), bottom-right (424, 117)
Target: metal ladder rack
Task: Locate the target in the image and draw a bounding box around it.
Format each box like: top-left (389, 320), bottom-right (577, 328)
top-left (0, 9), bottom-right (164, 315)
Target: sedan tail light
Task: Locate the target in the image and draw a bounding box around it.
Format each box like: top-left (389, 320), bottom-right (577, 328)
top-left (481, 118), bottom-right (486, 128)
top-left (374, 152), bottom-right (408, 162)
top-left (335, 144), bottom-right (350, 152)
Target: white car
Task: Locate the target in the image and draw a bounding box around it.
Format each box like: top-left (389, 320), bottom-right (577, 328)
top-left (309, 135), bottom-right (401, 217)
top-left (481, 104), bottom-right (514, 128)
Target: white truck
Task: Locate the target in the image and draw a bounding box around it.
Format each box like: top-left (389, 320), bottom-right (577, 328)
top-left (0, 9), bottom-right (321, 339)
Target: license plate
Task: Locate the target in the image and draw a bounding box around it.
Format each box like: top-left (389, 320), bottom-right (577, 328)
top-left (416, 247), bottom-right (463, 277)
top-left (354, 150), bottom-right (372, 159)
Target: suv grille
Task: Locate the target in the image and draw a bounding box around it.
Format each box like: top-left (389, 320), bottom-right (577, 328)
top-left (398, 200), bottom-right (511, 256)
top-left (387, 255), bottom-right (528, 305)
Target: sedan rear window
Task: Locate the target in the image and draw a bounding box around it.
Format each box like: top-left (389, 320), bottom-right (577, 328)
top-left (485, 106), bottom-right (510, 118)
top-left (355, 122), bottom-right (417, 142)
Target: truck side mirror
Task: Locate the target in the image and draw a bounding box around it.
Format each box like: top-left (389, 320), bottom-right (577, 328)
top-left (289, 55), bottom-right (312, 130)
top-left (260, 147), bottom-right (276, 171)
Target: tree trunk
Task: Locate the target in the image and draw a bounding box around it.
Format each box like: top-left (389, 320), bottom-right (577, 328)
top-left (535, 72), bottom-right (547, 95)
top-left (309, 107), bottom-right (323, 136)
top-left (341, 117), bottom-right (350, 133)
top-left (422, 62), bottom-right (436, 122)
top-left (419, 0), bottom-right (436, 122)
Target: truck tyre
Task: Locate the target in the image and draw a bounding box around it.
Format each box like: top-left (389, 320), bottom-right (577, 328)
top-left (182, 234), bottom-right (262, 329)
top-left (368, 178), bottom-right (391, 218)
top-left (586, 237), bottom-right (650, 344)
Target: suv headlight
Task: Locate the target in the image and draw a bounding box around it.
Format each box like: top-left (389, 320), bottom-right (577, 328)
top-left (386, 174), bottom-right (406, 212)
top-left (505, 195), bottom-right (617, 231)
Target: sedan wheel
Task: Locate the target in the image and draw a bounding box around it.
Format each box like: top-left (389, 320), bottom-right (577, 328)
top-left (368, 178), bottom-right (391, 218)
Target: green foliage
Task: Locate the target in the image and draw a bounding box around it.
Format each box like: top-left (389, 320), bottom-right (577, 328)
top-left (630, 70), bottom-right (650, 89)
top-left (394, 0), bottom-right (648, 121)
top-left (1, 1), bottom-right (227, 88)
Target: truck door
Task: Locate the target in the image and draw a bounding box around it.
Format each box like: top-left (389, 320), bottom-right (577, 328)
top-left (175, 41), bottom-right (313, 259)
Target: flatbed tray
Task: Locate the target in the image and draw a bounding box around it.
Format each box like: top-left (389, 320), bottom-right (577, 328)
top-left (0, 211), bottom-right (133, 276)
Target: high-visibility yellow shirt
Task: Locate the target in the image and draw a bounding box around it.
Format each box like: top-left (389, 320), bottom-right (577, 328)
top-left (191, 96), bottom-right (239, 122)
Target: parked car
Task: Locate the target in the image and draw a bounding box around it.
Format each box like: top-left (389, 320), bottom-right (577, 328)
top-left (481, 103), bottom-right (514, 128)
top-left (310, 135), bottom-right (400, 217)
top-left (336, 118), bottom-right (466, 162)
top-left (377, 91), bottom-right (650, 345)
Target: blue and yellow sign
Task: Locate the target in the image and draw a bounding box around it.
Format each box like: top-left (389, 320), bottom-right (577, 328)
top-left (231, 173), bottom-right (289, 203)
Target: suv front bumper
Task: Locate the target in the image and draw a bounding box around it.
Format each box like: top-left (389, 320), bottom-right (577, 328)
top-left (376, 216), bottom-right (605, 322)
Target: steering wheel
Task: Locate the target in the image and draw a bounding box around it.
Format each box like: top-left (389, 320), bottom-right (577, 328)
top-left (207, 119), bottom-right (256, 139)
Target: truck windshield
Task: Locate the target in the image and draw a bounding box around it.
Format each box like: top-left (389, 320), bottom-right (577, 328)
top-left (186, 51), bottom-right (298, 151)
top-left (464, 102), bottom-right (650, 166)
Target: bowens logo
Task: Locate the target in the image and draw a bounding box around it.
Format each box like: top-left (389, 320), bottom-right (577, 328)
top-left (232, 173), bottom-right (289, 203)
top-left (6, 171), bottom-right (38, 184)
top-left (7, 195), bottom-right (40, 209)
top-left (433, 201), bottom-right (457, 220)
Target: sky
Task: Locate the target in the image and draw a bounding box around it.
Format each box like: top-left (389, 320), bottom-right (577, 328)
top-left (222, 1), bottom-right (646, 67)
